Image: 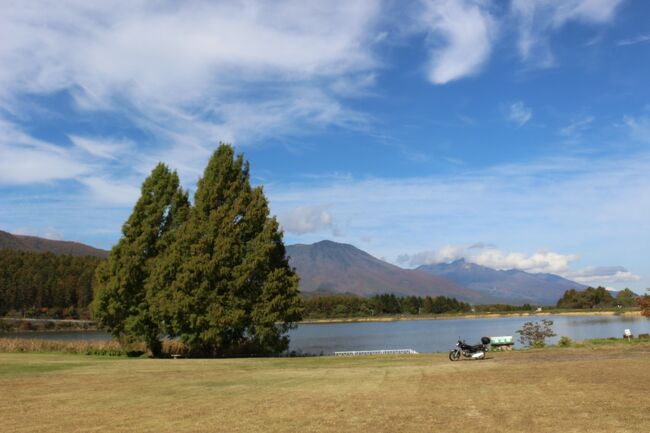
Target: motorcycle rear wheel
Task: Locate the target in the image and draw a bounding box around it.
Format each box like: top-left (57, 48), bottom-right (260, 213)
top-left (449, 350), bottom-right (461, 361)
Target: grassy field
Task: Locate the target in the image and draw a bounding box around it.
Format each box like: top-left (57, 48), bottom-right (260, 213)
top-left (1, 344), bottom-right (649, 433)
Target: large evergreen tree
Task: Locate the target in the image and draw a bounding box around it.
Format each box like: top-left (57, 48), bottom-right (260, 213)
top-left (149, 144), bottom-right (302, 356)
top-left (92, 163), bottom-right (189, 355)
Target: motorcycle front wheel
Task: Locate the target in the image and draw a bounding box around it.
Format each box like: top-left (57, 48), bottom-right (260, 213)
top-left (449, 350), bottom-right (461, 361)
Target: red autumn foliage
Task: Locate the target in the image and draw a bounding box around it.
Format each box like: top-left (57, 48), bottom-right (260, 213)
top-left (638, 296), bottom-right (650, 317)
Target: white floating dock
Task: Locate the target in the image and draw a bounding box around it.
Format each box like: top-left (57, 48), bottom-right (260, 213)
top-left (334, 349), bottom-right (418, 356)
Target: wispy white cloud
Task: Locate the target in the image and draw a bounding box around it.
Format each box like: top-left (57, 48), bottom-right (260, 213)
top-left (624, 113), bottom-right (650, 144)
top-left (507, 101), bottom-right (533, 126)
top-left (0, 116), bottom-right (144, 205)
top-left (511, 0), bottom-right (623, 66)
top-left (617, 33), bottom-right (650, 46)
top-left (552, 0), bottom-right (623, 24)
top-left (420, 0), bottom-right (495, 84)
top-left (559, 116), bottom-right (594, 138)
top-left (0, 1), bottom-right (382, 176)
top-left (0, 1), bottom-right (387, 211)
top-left (0, 2), bottom-right (382, 102)
top-left (0, 119), bottom-right (91, 184)
top-left (415, 0), bottom-right (622, 83)
top-left (68, 135), bottom-right (132, 160)
top-left (0, 145), bottom-right (88, 185)
top-left (80, 177), bottom-right (141, 206)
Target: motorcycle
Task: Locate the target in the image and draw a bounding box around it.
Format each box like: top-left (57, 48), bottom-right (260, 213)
top-left (448, 337), bottom-right (490, 361)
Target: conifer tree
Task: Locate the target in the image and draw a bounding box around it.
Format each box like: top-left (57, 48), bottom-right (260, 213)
top-left (93, 163), bottom-right (189, 356)
top-left (149, 144), bottom-right (302, 356)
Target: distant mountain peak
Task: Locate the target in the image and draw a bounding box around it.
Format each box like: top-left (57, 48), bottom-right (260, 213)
top-left (313, 239), bottom-right (346, 246)
top-left (286, 240), bottom-right (491, 302)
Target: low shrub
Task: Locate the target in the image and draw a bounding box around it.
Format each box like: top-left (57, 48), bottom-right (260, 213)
top-left (18, 320), bottom-right (34, 331)
top-left (46, 308), bottom-right (63, 319)
top-left (0, 320), bottom-right (12, 332)
top-left (517, 320), bottom-right (556, 348)
top-left (558, 336), bottom-right (572, 347)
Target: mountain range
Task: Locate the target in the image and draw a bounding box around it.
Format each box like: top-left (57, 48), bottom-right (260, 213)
top-left (1, 229), bottom-right (584, 305)
top-left (286, 241), bottom-right (585, 305)
top-left (417, 259), bottom-right (586, 306)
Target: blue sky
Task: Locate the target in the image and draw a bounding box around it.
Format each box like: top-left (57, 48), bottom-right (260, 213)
top-left (1, 0), bottom-right (649, 291)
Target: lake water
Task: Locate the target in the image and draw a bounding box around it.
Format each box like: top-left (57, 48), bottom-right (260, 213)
top-left (4, 314), bottom-right (649, 354)
top-left (289, 315), bottom-right (650, 354)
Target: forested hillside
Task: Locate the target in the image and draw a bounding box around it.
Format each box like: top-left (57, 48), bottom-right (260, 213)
top-left (0, 230), bottom-right (108, 257)
top-left (0, 250), bottom-right (102, 316)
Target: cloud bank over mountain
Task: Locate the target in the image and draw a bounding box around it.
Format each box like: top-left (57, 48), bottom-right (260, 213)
top-left (397, 244), bottom-right (639, 287)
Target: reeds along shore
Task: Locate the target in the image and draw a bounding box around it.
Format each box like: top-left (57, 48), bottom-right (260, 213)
top-left (0, 338), bottom-right (190, 357)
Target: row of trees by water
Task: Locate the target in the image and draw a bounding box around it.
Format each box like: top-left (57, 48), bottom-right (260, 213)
top-left (556, 287), bottom-right (639, 309)
top-left (302, 293), bottom-right (473, 319)
top-left (301, 294), bottom-right (595, 320)
top-left (303, 288), bottom-right (650, 320)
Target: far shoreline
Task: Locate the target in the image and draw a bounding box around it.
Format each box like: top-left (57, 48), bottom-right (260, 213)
top-left (299, 309), bottom-right (643, 324)
top-left (1, 309), bottom-right (642, 332)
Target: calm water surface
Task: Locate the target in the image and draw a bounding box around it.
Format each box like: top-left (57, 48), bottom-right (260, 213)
top-left (288, 315), bottom-right (650, 354)
top-left (5, 315), bottom-right (649, 354)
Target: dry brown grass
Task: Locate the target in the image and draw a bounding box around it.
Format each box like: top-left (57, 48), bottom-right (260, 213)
top-left (0, 338), bottom-right (191, 357)
top-left (1, 343), bottom-right (649, 433)
top-left (0, 337), bottom-right (125, 355)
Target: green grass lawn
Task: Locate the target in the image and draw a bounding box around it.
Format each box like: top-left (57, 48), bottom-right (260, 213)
top-left (1, 343), bottom-right (649, 433)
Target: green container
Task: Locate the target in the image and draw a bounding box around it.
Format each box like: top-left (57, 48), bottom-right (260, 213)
top-left (490, 336), bottom-right (513, 345)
